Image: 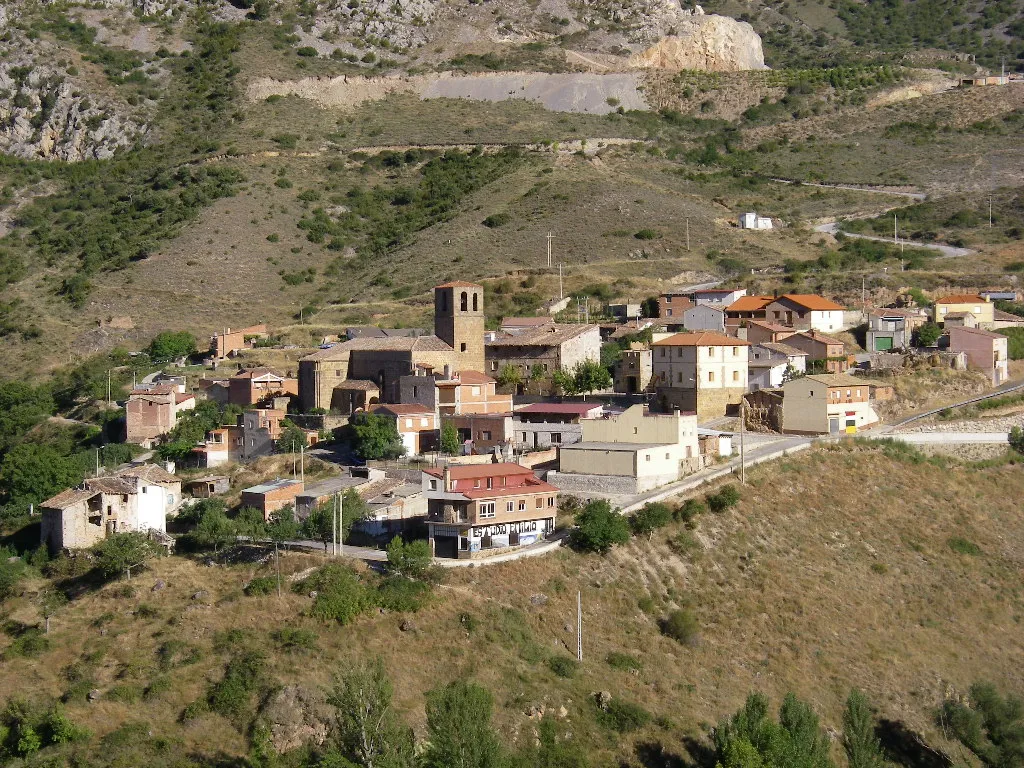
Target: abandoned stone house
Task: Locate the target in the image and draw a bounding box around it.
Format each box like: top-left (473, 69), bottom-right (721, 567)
top-left (484, 323), bottom-right (601, 391)
top-left (125, 386), bottom-right (196, 447)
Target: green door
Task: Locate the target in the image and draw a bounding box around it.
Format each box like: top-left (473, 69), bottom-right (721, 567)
top-left (875, 337), bottom-right (894, 351)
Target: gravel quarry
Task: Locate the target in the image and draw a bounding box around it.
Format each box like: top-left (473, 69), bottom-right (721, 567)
top-left (247, 71), bottom-right (649, 114)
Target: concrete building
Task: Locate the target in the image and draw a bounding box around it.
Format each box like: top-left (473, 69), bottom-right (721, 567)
top-left (298, 282), bottom-right (485, 409)
top-left (738, 212), bottom-right (773, 229)
top-left (748, 343), bottom-right (806, 391)
top-left (725, 295), bottom-right (774, 333)
top-left (446, 413), bottom-right (514, 454)
top-left (240, 479), bottom-right (304, 521)
top-left (423, 463), bottom-right (558, 559)
top-left (551, 405), bottom-right (702, 494)
top-left (512, 402), bottom-right (604, 450)
top-left (41, 474), bottom-right (170, 552)
top-left (949, 326), bottom-right (1009, 386)
top-left (228, 368), bottom-right (298, 407)
top-left (210, 324), bottom-right (268, 360)
top-left (934, 294), bottom-right (994, 326)
top-left (785, 331), bottom-right (849, 373)
top-left (242, 406), bottom-right (288, 460)
top-left (867, 308), bottom-right (928, 351)
top-left (614, 344), bottom-right (654, 394)
top-left (782, 374), bottom-right (879, 435)
top-left (652, 332), bottom-right (750, 418)
top-left (694, 288), bottom-right (747, 308)
top-left (294, 476), bottom-right (367, 520)
top-left (942, 312), bottom-right (978, 329)
top-left (358, 477), bottom-right (427, 538)
top-left (125, 386), bottom-right (196, 448)
top-left (115, 464), bottom-right (182, 518)
top-left (370, 403), bottom-right (438, 456)
top-left (485, 324), bottom-right (601, 385)
top-left (194, 424), bottom-right (244, 467)
top-left (608, 303), bottom-right (642, 321)
top-left (763, 295), bottom-right (846, 333)
top-left (658, 291), bottom-right (694, 322)
top-left (682, 305), bottom-right (726, 333)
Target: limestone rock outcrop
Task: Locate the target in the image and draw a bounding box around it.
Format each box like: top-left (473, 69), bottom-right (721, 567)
top-left (630, 14), bottom-right (766, 72)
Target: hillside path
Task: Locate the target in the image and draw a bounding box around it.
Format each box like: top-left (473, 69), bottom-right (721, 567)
top-left (814, 221), bottom-right (974, 257)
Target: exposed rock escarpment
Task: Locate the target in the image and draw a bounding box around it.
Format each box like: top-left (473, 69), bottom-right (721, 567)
top-left (630, 14), bottom-right (766, 71)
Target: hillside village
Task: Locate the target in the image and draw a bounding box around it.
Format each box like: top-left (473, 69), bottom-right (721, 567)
top-left (34, 280), bottom-right (1024, 562)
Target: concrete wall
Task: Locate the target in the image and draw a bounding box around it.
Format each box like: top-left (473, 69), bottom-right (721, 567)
top-left (683, 305), bottom-right (726, 333)
top-left (580, 404), bottom-right (699, 451)
top-left (136, 483), bottom-right (167, 533)
top-left (512, 420), bottom-right (583, 449)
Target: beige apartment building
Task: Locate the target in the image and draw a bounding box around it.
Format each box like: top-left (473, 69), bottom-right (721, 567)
top-left (652, 332), bottom-right (750, 418)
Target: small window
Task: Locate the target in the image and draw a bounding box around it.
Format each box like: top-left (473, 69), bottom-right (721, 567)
top-left (645, 454), bottom-right (651, 462)
top-left (486, 477), bottom-right (493, 489)
top-left (490, 361), bottom-right (498, 371)
top-left (460, 343), bottom-right (467, 352)
top-left (479, 503), bottom-right (495, 519)
top-left (708, 347), bottom-right (714, 355)
top-left (536, 497), bottom-right (543, 508)
top-left (474, 479), bottom-right (481, 488)
top-left (518, 500), bottom-right (526, 511)
top-left (472, 387), bottom-right (480, 396)
top-left (660, 348), bottom-right (666, 357)
top-left (405, 418), bottom-right (413, 428)
top-left (677, 372), bottom-right (683, 383)
top-left (473, 293), bottom-right (478, 312)
top-left (507, 501), bottom-right (514, 512)
top-left (420, 418), bottom-right (428, 427)
top-left (551, 432), bottom-right (561, 444)
top-left (548, 496), bottom-right (555, 507)
top-left (732, 347), bottom-right (739, 356)
top-left (665, 453), bottom-right (670, 460)
top-left (732, 370), bottom-right (739, 382)
top-left (482, 430), bottom-right (492, 440)
top-left (708, 371), bottom-right (715, 382)
top-left (429, 479), bottom-right (438, 490)
top-left (633, 427), bottom-right (639, 435)
top-left (846, 389), bottom-right (851, 397)
top-left (413, 386), bottom-right (418, 398)
top-left (666, 308), bottom-right (673, 317)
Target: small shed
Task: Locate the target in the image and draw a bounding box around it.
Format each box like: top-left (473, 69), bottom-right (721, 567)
top-left (738, 212), bottom-right (773, 230)
top-left (186, 475), bottom-right (230, 498)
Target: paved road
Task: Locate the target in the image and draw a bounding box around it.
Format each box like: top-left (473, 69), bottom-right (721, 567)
top-left (283, 539), bottom-right (388, 561)
top-left (863, 432), bottom-right (1009, 444)
top-left (888, 379), bottom-right (1024, 426)
top-left (814, 222), bottom-right (974, 258)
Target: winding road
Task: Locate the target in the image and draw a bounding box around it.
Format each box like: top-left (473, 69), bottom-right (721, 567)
top-left (813, 221), bottom-right (975, 258)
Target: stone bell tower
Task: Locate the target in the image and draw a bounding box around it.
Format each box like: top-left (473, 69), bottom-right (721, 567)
top-left (434, 281), bottom-right (485, 374)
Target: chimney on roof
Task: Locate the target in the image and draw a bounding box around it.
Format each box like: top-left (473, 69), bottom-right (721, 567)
top-left (444, 364), bottom-right (451, 378)
top-left (443, 464), bottom-right (452, 493)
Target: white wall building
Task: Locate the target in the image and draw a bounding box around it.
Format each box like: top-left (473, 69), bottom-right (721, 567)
top-left (739, 212), bottom-right (773, 230)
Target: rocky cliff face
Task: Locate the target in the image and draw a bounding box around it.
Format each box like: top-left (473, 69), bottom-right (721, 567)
top-left (630, 13), bottom-right (766, 72)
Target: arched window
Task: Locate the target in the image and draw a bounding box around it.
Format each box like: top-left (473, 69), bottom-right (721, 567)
top-left (472, 292), bottom-right (478, 312)
top-left (440, 291), bottom-right (448, 312)
top-left (460, 292), bottom-right (468, 311)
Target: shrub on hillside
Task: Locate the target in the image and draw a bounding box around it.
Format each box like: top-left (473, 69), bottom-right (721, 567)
top-left (596, 699), bottom-right (652, 733)
top-left (548, 656), bottom-right (579, 679)
top-left (482, 212), bottom-right (512, 228)
top-left (297, 564), bottom-right (374, 625)
top-left (244, 576), bottom-right (277, 596)
top-left (630, 502), bottom-right (673, 540)
top-left (661, 609), bottom-right (699, 645)
top-left (207, 651), bottom-right (266, 721)
top-left (675, 498), bottom-right (705, 528)
top-left (706, 484), bottom-right (740, 513)
top-left (606, 652), bottom-right (643, 673)
top-left (569, 500), bottom-right (630, 554)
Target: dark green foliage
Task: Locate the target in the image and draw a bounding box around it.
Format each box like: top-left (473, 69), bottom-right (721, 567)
top-left (706, 484), bottom-right (741, 513)
top-left (146, 331), bottom-right (197, 362)
top-left (661, 609), bottom-right (699, 645)
top-left (350, 412), bottom-right (406, 460)
top-left (634, 228), bottom-right (661, 240)
top-left (547, 656), bottom-right (579, 679)
top-left (191, 506), bottom-right (237, 553)
top-left (947, 536), bottom-right (982, 556)
top-left (714, 692), bottom-right (833, 768)
top-left (0, 549), bottom-right (26, 603)
top-left (441, 421), bottom-right (461, 455)
top-left (941, 682), bottom-right (1024, 767)
top-left (1010, 426), bottom-right (1024, 455)
top-left (298, 564), bottom-right (373, 625)
top-left (277, 420), bottom-right (308, 453)
top-left (3, 626), bottom-right (50, 659)
top-left (376, 576), bottom-right (432, 612)
top-left (675, 498), bottom-right (705, 527)
top-left (0, 443), bottom-right (84, 511)
top-left (630, 502), bottom-right (673, 539)
top-left (482, 212), bottom-right (512, 228)
top-left (272, 627), bottom-right (318, 653)
top-left (606, 651), bottom-right (643, 673)
top-left (553, 359), bottom-right (612, 397)
top-left (0, 699), bottom-right (90, 760)
top-left (93, 532), bottom-right (162, 580)
top-left (207, 651), bottom-right (266, 721)
top-left (914, 321), bottom-right (942, 347)
top-left (569, 499), bottom-right (631, 554)
top-left (244, 576), bottom-right (277, 596)
top-left (423, 680), bottom-right (503, 768)
top-left (515, 715), bottom-right (589, 768)
top-left (1002, 328), bottom-right (1024, 360)
top-left (385, 536), bottom-right (432, 579)
top-left (843, 689), bottom-right (886, 768)
top-left (596, 699), bottom-right (652, 733)
top-left (0, 382), bottom-right (55, 453)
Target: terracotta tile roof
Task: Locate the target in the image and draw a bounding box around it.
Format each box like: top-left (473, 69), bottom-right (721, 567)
top-left (746, 320), bottom-right (795, 333)
top-left (435, 281), bottom-right (483, 289)
top-left (231, 367), bottom-right (287, 380)
top-left (462, 479), bottom-right (559, 499)
top-left (334, 379), bottom-right (380, 391)
top-left (758, 342), bottom-right (807, 357)
top-left (515, 402), bottom-right (604, 416)
top-left (116, 464), bottom-right (178, 484)
top-left (802, 373), bottom-right (868, 387)
top-left (41, 486), bottom-right (99, 509)
top-left (130, 385), bottom-right (176, 397)
top-left (936, 294), bottom-right (985, 304)
top-left (790, 330), bottom-right (845, 346)
top-left (993, 309), bottom-right (1024, 322)
top-left (949, 326), bottom-right (1008, 340)
top-left (652, 331), bottom-right (750, 347)
top-left (726, 295), bottom-right (774, 312)
top-left (438, 370), bottom-right (495, 385)
top-left (777, 294), bottom-right (845, 311)
top-left (301, 335), bottom-right (453, 361)
top-left (500, 316), bottom-right (550, 328)
top-left (486, 324), bottom-right (597, 348)
top-left (943, 312), bottom-right (973, 320)
top-left (175, 393), bottom-right (194, 404)
top-left (371, 403), bottom-right (434, 417)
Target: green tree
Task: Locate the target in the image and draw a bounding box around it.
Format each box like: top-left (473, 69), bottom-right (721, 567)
top-left (302, 503), bottom-right (335, 552)
top-left (0, 382), bottom-right (55, 453)
top-left (714, 692), bottom-right (834, 768)
top-left (386, 537), bottom-right (432, 579)
top-left (569, 499), bottom-right (631, 554)
top-left (277, 420), bottom-right (308, 453)
top-left (630, 502), bottom-right (673, 541)
top-left (423, 680), bottom-right (503, 768)
top-left (551, 368), bottom-right (577, 396)
top-left (496, 364), bottom-right (522, 388)
top-left (351, 413), bottom-right (406, 461)
top-left (38, 588), bottom-right (68, 634)
top-left (193, 507), bottom-right (237, 553)
top-left (327, 658), bottom-right (415, 768)
top-left (569, 359), bottom-right (612, 399)
top-left (0, 443), bottom-right (84, 509)
top-left (914, 321), bottom-right (942, 347)
top-left (843, 689), bottom-right (886, 768)
top-left (147, 331), bottom-right (197, 363)
top-left (234, 506), bottom-right (268, 540)
top-left (641, 296), bottom-right (660, 318)
top-left (1009, 426), bottom-right (1024, 454)
top-left (93, 532), bottom-right (161, 580)
top-left (440, 421), bottom-right (461, 456)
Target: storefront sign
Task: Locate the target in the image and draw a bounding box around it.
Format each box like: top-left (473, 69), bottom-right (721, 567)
top-left (472, 519), bottom-right (540, 538)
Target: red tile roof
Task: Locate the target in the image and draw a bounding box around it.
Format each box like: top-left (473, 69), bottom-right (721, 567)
top-left (936, 294), bottom-right (985, 304)
top-left (424, 462), bottom-right (535, 480)
top-left (435, 281), bottom-right (483, 289)
top-left (370, 404), bottom-right (434, 416)
top-left (440, 370), bottom-right (495, 385)
top-left (777, 294), bottom-right (845, 311)
top-left (516, 402), bottom-right (603, 416)
top-left (652, 332), bottom-right (750, 347)
top-left (726, 295), bottom-right (774, 312)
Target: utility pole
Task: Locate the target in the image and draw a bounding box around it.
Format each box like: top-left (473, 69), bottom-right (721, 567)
top-left (739, 399), bottom-right (746, 486)
top-left (300, 443), bottom-right (305, 486)
top-left (106, 369), bottom-right (111, 406)
top-left (989, 196), bottom-right (993, 228)
top-left (686, 217), bottom-right (690, 251)
top-left (576, 591), bottom-right (583, 662)
top-left (95, 448), bottom-right (100, 478)
top-left (546, 231), bottom-right (555, 268)
top-left (332, 493), bottom-right (337, 556)
top-left (339, 490), bottom-right (344, 558)
top-left (558, 262), bottom-right (564, 300)
top-left (893, 213), bottom-right (898, 248)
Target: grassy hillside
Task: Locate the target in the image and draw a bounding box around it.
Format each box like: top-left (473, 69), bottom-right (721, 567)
top-left (1, 442), bottom-right (1023, 766)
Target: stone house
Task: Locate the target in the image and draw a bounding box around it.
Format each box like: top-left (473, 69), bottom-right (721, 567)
top-left (228, 368), bottom-right (298, 407)
top-left (785, 331), bottom-right (849, 373)
top-left (210, 324), bottom-right (268, 360)
top-left (194, 424), bottom-right (244, 467)
top-left (614, 344), bottom-right (654, 394)
top-left (652, 332), bottom-right (750, 418)
top-left (551, 405), bottom-right (702, 494)
top-left (866, 308), bottom-right (928, 351)
top-left (41, 474), bottom-right (170, 552)
top-left (114, 464), bottom-right (182, 518)
top-left (242, 403), bottom-right (290, 461)
top-left (422, 463), bottom-right (558, 559)
top-left (185, 475), bottom-right (231, 498)
top-left (512, 402), bottom-right (605, 450)
top-left (125, 386), bottom-right (196, 447)
top-left (948, 326), bottom-right (1009, 386)
top-left (782, 374), bottom-right (880, 435)
top-left (484, 324), bottom-right (601, 388)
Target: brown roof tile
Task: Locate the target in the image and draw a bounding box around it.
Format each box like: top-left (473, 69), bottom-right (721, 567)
top-left (652, 331), bottom-right (750, 347)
